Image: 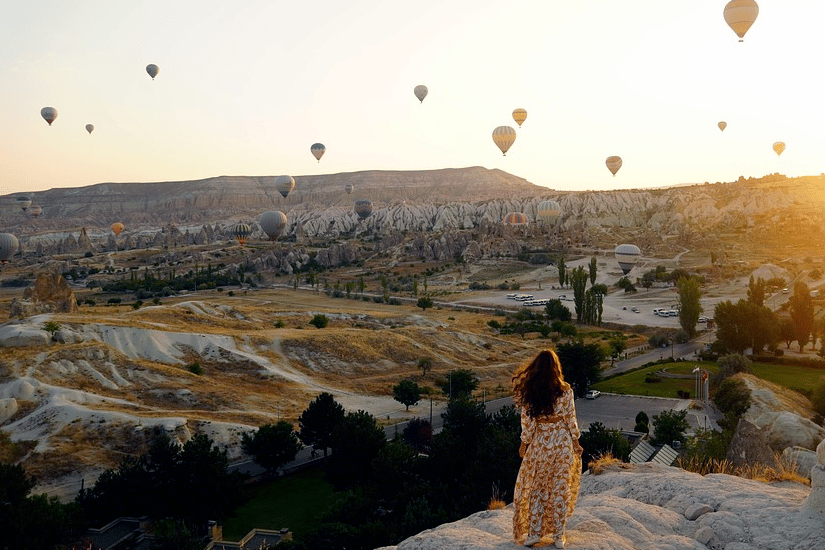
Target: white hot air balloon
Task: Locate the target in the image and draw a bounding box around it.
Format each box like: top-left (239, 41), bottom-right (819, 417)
top-left (86, 124), bottom-right (94, 134)
top-left (146, 64), bottom-right (159, 79)
top-left (0, 233), bottom-right (19, 264)
top-left (614, 244), bottom-right (641, 275)
top-left (40, 107), bottom-right (58, 126)
top-left (310, 143), bottom-right (326, 162)
top-left (16, 196), bottom-right (32, 212)
top-left (492, 126), bottom-right (516, 156)
top-left (259, 211), bottom-right (288, 241)
top-left (275, 175), bottom-right (295, 198)
top-left (414, 85), bottom-right (428, 103)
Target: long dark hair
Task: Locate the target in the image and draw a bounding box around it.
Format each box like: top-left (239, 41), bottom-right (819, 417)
top-left (512, 349), bottom-right (570, 418)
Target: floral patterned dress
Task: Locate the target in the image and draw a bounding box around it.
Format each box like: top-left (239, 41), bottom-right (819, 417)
top-left (513, 386), bottom-right (582, 544)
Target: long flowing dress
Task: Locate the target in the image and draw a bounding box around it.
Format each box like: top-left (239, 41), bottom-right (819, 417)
top-left (513, 386), bottom-right (582, 544)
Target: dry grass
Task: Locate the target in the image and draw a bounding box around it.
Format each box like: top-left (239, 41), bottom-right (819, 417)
top-left (677, 453), bottom-right (811, 486)
top-left (487, 484), bottom-right (507, 510)
top-left (588, 452), bottom-right (630, 475)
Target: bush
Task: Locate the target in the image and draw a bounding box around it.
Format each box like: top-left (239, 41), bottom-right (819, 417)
top-left (309, 314), bottom-right (329, 329)
top-left (107, 298), bottom-right (122, 305)
top-left (132, 300), bottom-right (143, 310)
top-left (188, 362), bottom-right (204, 375)
top-left (644, 375), bottom-right (662, 383)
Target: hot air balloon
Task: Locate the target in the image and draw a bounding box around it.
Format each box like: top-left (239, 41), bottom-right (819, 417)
top-left (111, 222), bottom-right (124, 236)
top-left (492, 126), bottom-right (516, 156)
top-left (86, 124), bottom-right (94, 134)
top-left (16, 196), bottom-right (32, 212)
top-left (0, 233), bottom-right (18, 264)
top-left (536, 200), bottom-right (561, 224)
top-left (614, 244), bottom-right (641, 275)
top-left (354, 199), bottom-right (373, 220)
top-left (40, 107), bottom-right (58, 126)
top-left (146, 64), bottom-right (159, 79)
top-left (259, 211), bottom-right (287, 241)
top-left (606, 156), bottom-right (622, 176)
top-left (275, 175), bottom-right (295, 198)
top-left (345, 184), bottom-right (354, 195)
top-left (512, 108), bottom-right (527, 128)
top-left (724, 0), bottom-right (759, 42)
top-left (310, 143), bottom-right (326, 162)
top-left (502, 212), bottom-right (529, 226)
top-left (414, 85), bottom-right (428, 103)
top-left (29, 205), bottom-right (42, 218)
top-left (233, 223), bottom-right (252, 245)
top-left (718, 121), bottom-right (727, 132)
top-left (773, 141), bottom-right (785, 156)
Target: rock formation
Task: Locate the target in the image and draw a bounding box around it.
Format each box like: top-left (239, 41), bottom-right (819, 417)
top-left (8, 271), bottom-right (78, 318)
top-left (380, 459), bottom-right (824, 550)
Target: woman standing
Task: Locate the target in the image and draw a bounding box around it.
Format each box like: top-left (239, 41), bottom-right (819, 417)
top-left (512, 349), bottom-right (583, 548)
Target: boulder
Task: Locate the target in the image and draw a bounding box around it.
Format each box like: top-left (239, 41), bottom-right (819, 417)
top-left (727, 417), bottom-right (777, 468)
top-left (0, 398), bottom-right (18, 423)
top-left (799, 439), bottom-right (825, 521)
top-left (783, 446), bottom-right (818, 479)
top-left (0, 324), bottom-right (51, 347)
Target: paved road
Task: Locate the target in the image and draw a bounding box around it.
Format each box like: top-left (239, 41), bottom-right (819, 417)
top-left (604, 339), bottom-right (707, 377)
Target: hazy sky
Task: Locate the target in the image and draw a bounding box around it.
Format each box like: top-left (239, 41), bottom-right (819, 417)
top-left (2, 0), bottom-right (823, 197)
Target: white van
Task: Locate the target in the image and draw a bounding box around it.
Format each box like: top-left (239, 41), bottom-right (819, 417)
top-left (506, 293), bottom-right (518, 299)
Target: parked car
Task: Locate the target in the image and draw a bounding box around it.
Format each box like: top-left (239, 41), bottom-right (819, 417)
top-left (585, 390), bottom-right (601, 399)
top-left (631, 306), bottom-right (639, 312)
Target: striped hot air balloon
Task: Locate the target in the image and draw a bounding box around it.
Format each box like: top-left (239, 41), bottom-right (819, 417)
top-left (0, 233), bottom-right (19, 264)
top-left (536, 200), bottom-right (561, 225)
top-left (354, 199), bottom-right (373, 220)
top-left (614, 244), bottom-right (641, 275)
top-left (502, 212), bottom-right (529, 226)
top-left (310, 143), bottom-right (325, 162)
top-left (492, 126), bottom-right (517, 156)
top-left (234, 223), bottom-right (252, 245)
top-left (606, 156), bottom-right (622, 176)
top-left (512, 108), bottom-right (527, 128)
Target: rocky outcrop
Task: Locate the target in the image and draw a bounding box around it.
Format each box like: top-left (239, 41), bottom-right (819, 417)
top-left (800, 439), bottom-right (825, 521)
top-left (380, 460), bottom-right (824, 550)
top-left (9, 272), bottom-right (78, 318)
top-left (727, 417), bottom-right (777, 468)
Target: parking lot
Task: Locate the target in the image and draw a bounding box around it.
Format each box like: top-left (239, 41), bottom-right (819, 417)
top-left (574, 393), bottom-right (718, 434)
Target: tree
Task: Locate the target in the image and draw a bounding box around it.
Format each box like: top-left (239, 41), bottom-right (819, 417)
top-left (299, 392), bottom-right (346, 457)
top-left (650, 410), bottom-right (689, 446)
top-left (677, 275), bottom-right (703, 337)
top-left (607, 337), bottom-right (627, 367)
top-left (545, 299), bottom-right (572, 321)
top-left (640, 270), bottom-right (655, 290)
top-left (309, 314), bottom-right (329, 328)
top-left (789, 282), bottom-right (815, 351)
top-left (439, 368), bottom-right (479, 399)
top-left (241, 421), bottom-right (302, 474)
top-left (393, 380), bottom-right (422, 411)
top-left (634, 411), bottom-right (650, 433)
top-left (557, 255), bottom-right (566, 288)
top-left (402, 418), bottom-right (433, 453)
top-left (417, 357), bottom-right (432, 377)
top-left (780, 317), bottom-right (796, 349)
top-left (588, 257), bottom-right (598, 285)
top-left (579, 422), bottom-right (631, 468)
top-left (327, 410), bottom-right (387, 490)
top-left (417, 295), bottom-right (434, 311)
top-left (570, 266), bottom-right (588, 323)
top-left (555, 340), bottom-right (604, 397)
top-left (747, 275), bottom-right (766, 307)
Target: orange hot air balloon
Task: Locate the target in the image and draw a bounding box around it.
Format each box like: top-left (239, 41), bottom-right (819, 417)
top-left (724, 0), bottom-right (759, 42)
top-left (773, 141), bottom-right (785, 156)
top-left (718, 121), bottom-right (727, 131)
top-left (111, 223), bottom-right (125, 236)
top-left (605, 156), bottom-right (622, 176)
top-left (502, 212), bottom-right (529, 226)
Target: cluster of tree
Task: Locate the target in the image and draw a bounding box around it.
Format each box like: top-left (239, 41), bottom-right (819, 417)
top-left (487, 307), bottom-right (576, 340)
top-left (100, 263), bottom-right (256, 296)
top-left (638, 266), bottom-right (699, 289)
top-left (279, 397), bottom-right (522, 550)
top-left (714, 279), bottom-right (820, 353)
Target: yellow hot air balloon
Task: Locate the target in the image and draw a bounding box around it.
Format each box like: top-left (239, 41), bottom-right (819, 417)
top-left (724, 0), bottom-right (759, 42)
top-left (492, 126), bottom-right (516, 156)
top-left (536, 200), bottom-right (561, 225)
top-left (512, 108), bottom-right (527, 128)
top-left (86, 124), bottom-right (94, 134)
top-left (414, 85), bottom-right (428, 103)
top-left (718, 121), bottom-right (727, 132)
top-left (41, 107), bottom-right (58, 126)
top-left (111, 222), bottom-right (125, 236)
top-left (773, 141), bottom-right (785, 157)
top-left (146, 64), bottom-right (159, 79)
top-left (310, 143), bottom-right (325, 162)
top-left (606, 156), bottom-right (622, 176)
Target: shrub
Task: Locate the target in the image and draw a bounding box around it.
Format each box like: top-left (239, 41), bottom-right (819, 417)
top-left (132, 300), bottom-right (143, 310)
top-left (188, 362), bottom-right (204, 375)
top-left (309, 314), bottom-right (329, 329)
top-left (107, 298), bottom-right (122, 305)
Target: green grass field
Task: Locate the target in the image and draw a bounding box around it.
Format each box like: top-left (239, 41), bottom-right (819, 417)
top-left (221, 467), bottom-right (342, 541)
top-left (593, 359), bottom-right (824, 399)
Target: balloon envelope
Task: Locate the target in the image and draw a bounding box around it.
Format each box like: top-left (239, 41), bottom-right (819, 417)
top-left (310, 143), bottom-right (325, 162)
top-left (86, 124), bottom-right (94, 134)
top-left (146, 64), bottom-right (159, 79)
top-left (502, 212), bottom-right (529, 226)
top-left (111, 222), bottom-right (124, 236)
top-left (0, 233), bottom-right (18, 263)
top-left (614, 244), bottom-right (641, 275)
top-left (354, 199), bottom-right (373, 220)
top-left (40, 107), bottom-right (58, 126)
top-left (724, 0), bottom-right (759, 41)
top-left (414, 85), bottom-right (428, 103)
top-left (492, 126), bottom-right (517, 156)
top-left (345, 184), bottom-right (354, 195)
top-left (259, 211), bottom-right (287, 241)
top-left (233, 223), bottom-right (252, 245)
top-left (606, 156), bottom-right (622, 176)
top-left (275, 175), bottom-right (295, 198)
top-left (773, 141), bottom-right (785, 156)
top-left (536, 200), bottom-right (561, 224)
top-left (29, 205), bottom-right (42, 218)
top-left (512, 108), bottom-right (527, 127)
top-left (718, 121), bottom-right (727, 131)
top-left (16, 196), bottom-right (32, 212)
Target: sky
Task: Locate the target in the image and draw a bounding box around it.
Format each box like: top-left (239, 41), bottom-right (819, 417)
top-left (2, 0), bottom-right (824, 198)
